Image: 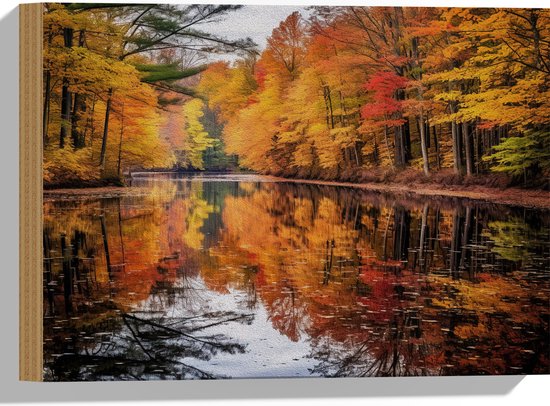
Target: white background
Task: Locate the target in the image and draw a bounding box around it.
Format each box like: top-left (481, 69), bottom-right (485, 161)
top-left (0, 0), bottom-right (548, 405)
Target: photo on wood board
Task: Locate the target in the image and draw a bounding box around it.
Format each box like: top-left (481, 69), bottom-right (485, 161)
top-left (19, 2), bottom-right (550, 381)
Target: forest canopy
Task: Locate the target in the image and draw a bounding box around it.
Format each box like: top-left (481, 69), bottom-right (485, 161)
top-left (43, 3), bottom-right (251, 187)
top-left (43, 4), bottom-right (550, 189)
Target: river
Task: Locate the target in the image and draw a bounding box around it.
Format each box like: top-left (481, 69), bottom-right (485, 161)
top-left (43, 173), bottom-right (550, 380)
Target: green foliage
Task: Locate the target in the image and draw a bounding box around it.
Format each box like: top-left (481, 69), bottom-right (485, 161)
top-left (200, 106), bottom-right (239, 171)
top-left (179, 99), bottom-right (216, 170)
top-left (485, 129), bottom-right (550, 177)
top-left (136, 63), bottom-right (207, 83)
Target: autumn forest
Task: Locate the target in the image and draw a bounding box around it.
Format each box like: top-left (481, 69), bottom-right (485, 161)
top-left (41, 3), bottom-right (550, 381)
top-left (43, 4), bottom-right (550, 190)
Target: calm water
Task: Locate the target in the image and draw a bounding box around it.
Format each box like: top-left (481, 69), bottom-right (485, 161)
top-left (43, 173), bottom-right (550, 381)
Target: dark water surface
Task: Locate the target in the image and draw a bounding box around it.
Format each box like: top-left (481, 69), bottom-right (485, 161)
top-left (43, 173), bottom-right (550, 380)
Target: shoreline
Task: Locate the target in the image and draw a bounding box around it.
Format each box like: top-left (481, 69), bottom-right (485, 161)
top-left (44, 175), bottom-right (550, 209)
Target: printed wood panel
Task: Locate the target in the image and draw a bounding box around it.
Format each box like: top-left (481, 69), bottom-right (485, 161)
top-left (19, 2), bottom-right (43, 382)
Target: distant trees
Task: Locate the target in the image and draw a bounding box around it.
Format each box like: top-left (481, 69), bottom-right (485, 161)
top-left (197, 7), bottom-right (550, 186)
top-left (177, 99), bottom-right (215, 170)
top-left (43, 3), bottom-right (253, 186)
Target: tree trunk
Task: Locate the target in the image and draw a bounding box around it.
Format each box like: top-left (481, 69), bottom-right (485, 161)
top-left (322, 84), bottom-right (333, 129)
top-left (59, 27), bottom-right (74, 148)
top-left (433, 125), bottom-right (441, 170)
top-left (424, 118), bottom-right (431, 149)
top-left (383, 126), bottom-right (393, 167)
top-left (392, 86), bottom-right (408, 167)
top-left (100, 88), bottom-right (113, 170)
top-left (70, 30), bottom-right (87, 149)
top-left (404, 118), bottom-right (411, 161)
top-left (474, 123), bottom-right (482, 174)
top-left (325, 85), bottom-right (335, 129)
top-left (117, 103), bottom-right (124, 177)
top-left (353, 143), bottom-right (360, 166)
top-left (457, 123), bottom-right (464, 171)
top-left (418, 114), bottom-right (430, 176)
top-left (394, 125), bottom-right (406, 167)
top-left (462, 121), bottom-right (474, 176)
top-left (71, 93), bottom-right (86, 148)
top-left (43, 26), bottom-right (53, 144)
top-left (84, 94), bottom-right (97, 149)
top-left (528, 10), bottom-right (544, 71)
top-left (451, 121), bottom-right (462, 175)
top-left (450, 100), bottom-right (463, 175)
top-left (43, 66), bottom-right (51, 144)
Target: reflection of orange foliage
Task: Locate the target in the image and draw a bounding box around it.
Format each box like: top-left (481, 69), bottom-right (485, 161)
top-left (205, 184), bottom-right (549, 374)
top-left (44, 180), bottom-right (550, 375)
top-left (44, 181), bottom-right (207, 309)
top-left (201, 244), bottom-right (263, 294)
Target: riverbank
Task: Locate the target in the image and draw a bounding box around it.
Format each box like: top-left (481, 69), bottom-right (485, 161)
top-left (44, 173), bottom-right (550, 209)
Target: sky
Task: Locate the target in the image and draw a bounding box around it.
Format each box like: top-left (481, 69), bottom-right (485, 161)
top-left (197, 5), bottom-right (312, 62)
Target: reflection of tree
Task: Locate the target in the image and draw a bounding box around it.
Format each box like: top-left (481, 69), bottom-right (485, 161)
top-left (211, 182), bottom-right (550, 376)
top-left (44, 177), bottom-right (550, 379)
top-left (392, 206), bottom-right (410, 265)
top-left (484, 219), bottom-right (538, 262)
top-left (309, 307), bottom-right (431, 377)
top-left (43, 225), bottom-right (253, 380)
top-left (43, 181), bottom-right (253, 381)
top-left (45, 309), bottom-right (252, 381)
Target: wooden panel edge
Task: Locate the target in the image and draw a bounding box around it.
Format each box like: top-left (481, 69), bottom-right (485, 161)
top-left (19, 2), bottom-right (43, 382)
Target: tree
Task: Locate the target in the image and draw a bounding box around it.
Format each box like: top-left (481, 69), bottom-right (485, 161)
top-left (179, 99), bottom-right (215, 170)
top-left (263, 11), bottom-right (308, 82)
top-left (485, 129), bottom-right (550, 185)
top-left (43, 3), bottom-right (254, 186)
top-left (361, 71), bottom-right (409, 168)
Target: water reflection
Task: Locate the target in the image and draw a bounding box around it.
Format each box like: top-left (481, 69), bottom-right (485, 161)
top-left (43, 174), bottom-right (550, 380)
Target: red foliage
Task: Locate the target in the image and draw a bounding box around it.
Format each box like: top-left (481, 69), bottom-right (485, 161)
top-left (360, 71), bottom-right (409, 126)
top-left (253, 62), bottom-right (267, 90)
top-left (363, 71), bottom-right (409, 97)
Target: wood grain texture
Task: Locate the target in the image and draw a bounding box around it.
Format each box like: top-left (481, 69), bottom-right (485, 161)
top-left (19, 2), bottom-right (43, 382)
